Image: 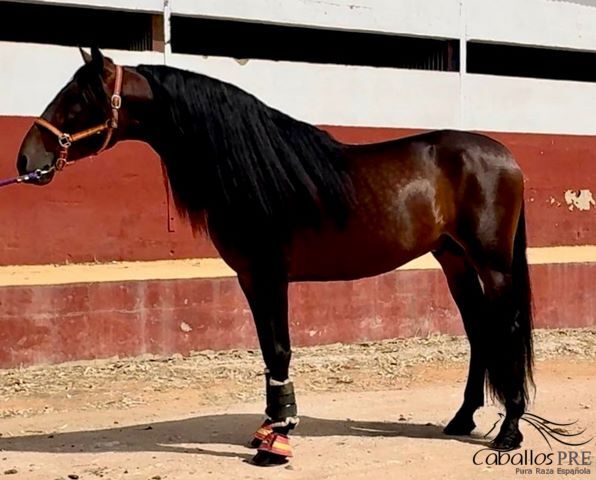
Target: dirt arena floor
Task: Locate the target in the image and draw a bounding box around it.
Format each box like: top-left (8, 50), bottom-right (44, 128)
top-left (0, 329), bottom-right (594, 480)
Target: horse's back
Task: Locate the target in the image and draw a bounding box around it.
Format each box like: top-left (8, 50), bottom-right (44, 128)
top-left (352, 129), bottom-right (516, 165)
top-left (367, 128), bottom-right (524, 207)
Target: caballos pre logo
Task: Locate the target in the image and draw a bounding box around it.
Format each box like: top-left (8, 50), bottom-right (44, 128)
top-left (473, 449), bottom-right (592, 476)
top-left (473, 413), bottom-right (593, 476)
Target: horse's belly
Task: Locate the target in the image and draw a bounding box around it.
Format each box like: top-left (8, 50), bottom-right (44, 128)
top-left (287, 228), bottom-right (436, 282)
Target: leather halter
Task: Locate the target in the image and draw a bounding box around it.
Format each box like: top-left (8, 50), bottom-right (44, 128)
top-left (34, 65), bottom-right (123, 171)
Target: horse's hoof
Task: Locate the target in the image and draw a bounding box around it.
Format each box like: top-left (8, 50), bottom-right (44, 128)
top-left (249, 420), bottom-right (273, 449)
top-left (249, 437), bottom-right (263, 448)
top-left (490, 430), bottom-right (523, 451)
top-left (251, 431), bottom-right (292, 465)
top-left (249, 450), bottom-right (289, 467)
top-left (443, 416), bottom-right (476, 436)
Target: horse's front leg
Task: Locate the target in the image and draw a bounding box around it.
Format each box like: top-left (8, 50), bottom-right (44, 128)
top-left (238, 270), bottom-right (297, 466)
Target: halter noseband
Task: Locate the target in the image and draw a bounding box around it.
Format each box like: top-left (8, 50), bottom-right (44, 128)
top-left (34, 65), bottom-right (123, 171)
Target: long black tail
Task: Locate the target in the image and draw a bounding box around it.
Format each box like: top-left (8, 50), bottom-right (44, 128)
top-left (486, 204), bottom-right (535, 404)
top-left (512, 205), bottom-right (535, 401)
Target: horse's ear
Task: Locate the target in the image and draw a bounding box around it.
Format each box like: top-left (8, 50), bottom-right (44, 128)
top-left (90, 46), bottom-right (105, 71)
top-left (79, 47), bottom-right (92, 64)
top-left (89, 46), bottom-right (115, 76)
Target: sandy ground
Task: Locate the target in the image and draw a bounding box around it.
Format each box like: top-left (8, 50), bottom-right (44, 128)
top-left (0, 329), bottom-right (594, 480)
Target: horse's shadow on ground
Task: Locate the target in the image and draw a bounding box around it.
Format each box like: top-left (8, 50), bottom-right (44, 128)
top-left (0, 414), bottom-right (488, 460)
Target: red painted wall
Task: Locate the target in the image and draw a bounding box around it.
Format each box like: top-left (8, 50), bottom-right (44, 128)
top-left (0, 116), bottom-right (594, 368)
top-left (0, 262), bottom-right (593, 368)
top-left (1, 117), bottom-right (595, 266)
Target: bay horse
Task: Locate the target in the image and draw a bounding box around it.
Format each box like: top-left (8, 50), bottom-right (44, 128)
top-left (17, 47), bottom-right (533, 466)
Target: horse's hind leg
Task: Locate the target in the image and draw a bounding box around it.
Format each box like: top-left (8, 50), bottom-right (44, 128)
top-left (433, 239), bottom-right (486, 435)
top-left (472, 262), bottom-right (528, 450)
top-left (454, 202), bottom-right (533, 451)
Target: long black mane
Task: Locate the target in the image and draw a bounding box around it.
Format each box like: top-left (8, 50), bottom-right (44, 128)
top-left (136, 65), bottom-right (354, 236)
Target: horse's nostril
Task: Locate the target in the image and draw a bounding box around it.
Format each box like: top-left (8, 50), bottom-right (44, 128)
top-left (17, 154), bottom-right (29, 174)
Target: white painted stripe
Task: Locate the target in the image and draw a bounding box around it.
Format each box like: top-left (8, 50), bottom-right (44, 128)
top-left (389, 246), bottom-right (596, 271)
top-left (168, 54), bottom-right (462, 131)
top-left (0, 258), bottom-right (235, 287)
top-left (0, 43), bottom-right (164, 117)
top-left (3, 42), bottom-right (596, 135)
top-left (527, 246), bottom-right (596, 266)
top-left (0, 246), bottom-right (594, 287)
top-left (170, 55), bottom-right (596, 135)
top-left (462, 73), bottom-right (596, 135)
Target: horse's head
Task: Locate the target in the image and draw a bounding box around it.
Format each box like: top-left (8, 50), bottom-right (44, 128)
top-left (17, 47), bottom-right (151, 185)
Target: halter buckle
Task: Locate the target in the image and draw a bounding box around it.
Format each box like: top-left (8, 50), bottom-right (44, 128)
top-left (58, 133), bottom-right (72, 148)
top-left (111, 94), bottom-right (122, 109)
top-left (55, 157), bottom-right (68, 171)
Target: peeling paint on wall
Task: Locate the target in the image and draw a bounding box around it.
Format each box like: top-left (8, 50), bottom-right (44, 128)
top-left (564, 189), bottom-right (595, 211)
top-left (549, 196), bottom-right (562, 207)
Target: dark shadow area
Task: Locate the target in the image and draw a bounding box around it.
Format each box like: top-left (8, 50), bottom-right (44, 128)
top-left (0, 414), bottom-right (487, 459)
top-left (171, 16), bottom-right (459, 71)
top-left (468, 41), bottom-right (596, 83)
top-left (0, 1), bottom-right (154, 51)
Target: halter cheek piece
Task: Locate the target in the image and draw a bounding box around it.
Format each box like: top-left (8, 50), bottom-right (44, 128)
top-left (34, 65), bottom-right (123, 172)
